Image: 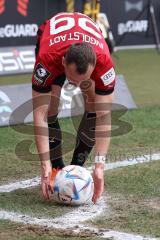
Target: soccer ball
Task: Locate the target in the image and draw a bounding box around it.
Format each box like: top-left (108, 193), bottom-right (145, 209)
top-left (52, 165), bottom-right (94, 205)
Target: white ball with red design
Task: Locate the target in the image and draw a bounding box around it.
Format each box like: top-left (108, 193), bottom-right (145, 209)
top-left (52, 165), bottom-right (94, 205)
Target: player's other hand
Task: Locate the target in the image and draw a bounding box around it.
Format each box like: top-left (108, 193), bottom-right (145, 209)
top-left (92, 163), bottom-right (104, 204)
top-left (41, 160), bottom-right (52, 200)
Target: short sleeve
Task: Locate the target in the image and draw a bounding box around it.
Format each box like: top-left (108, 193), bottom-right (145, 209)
top-left (92, 53), bottom-right (116, 95)
top-left (32, 54), bottom-right (54, 93)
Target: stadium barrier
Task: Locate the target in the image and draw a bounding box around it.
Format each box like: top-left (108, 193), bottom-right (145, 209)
top-left (0, 75), bottom-right (136, 126)
top-left (0, 0), bottom-right (159, 48)
top-left (0, 46), bottom-right (35, 76)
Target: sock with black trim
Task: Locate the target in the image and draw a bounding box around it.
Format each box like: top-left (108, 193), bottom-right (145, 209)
top-left (71, 112), bottom-right (96, 166)
top-left (48, 115), bottom-right (65, 169)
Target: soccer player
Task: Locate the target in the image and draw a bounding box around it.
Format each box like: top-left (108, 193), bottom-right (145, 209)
top-left (32, 12), bottom-right (115, 203)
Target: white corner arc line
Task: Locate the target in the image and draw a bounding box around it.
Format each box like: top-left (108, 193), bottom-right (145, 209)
top-left (0, 197), bottom-right (105, 229)
top-left (0, 198), bottom-right (106, 233)
top-left (0, 153), bottom-right (160, 240)
top-left (0, 207), bottom-right (157, 240)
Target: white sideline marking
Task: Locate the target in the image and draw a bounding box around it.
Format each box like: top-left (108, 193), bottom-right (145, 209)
top-left (104, 152), bottom-right (160, 170)
top-left (102, 231), bottom-right (158, 240)
top-left (88, 153), bottom-right (160, 171)
top-left (0, 153), bottom-right (160, 193)
top-left (0, 177), bottom-right (40, 193)
top-left (115, 44), bottom-right (156, 51)
top-left (0, 153), bottom-right (160, 240)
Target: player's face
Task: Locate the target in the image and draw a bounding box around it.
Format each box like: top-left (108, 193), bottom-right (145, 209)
top-left (62, 58), bottom-right (94, 86)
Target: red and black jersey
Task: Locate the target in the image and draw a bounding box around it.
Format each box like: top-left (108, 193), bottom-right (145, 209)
top-left (32, 12), bottom-right (116, 94)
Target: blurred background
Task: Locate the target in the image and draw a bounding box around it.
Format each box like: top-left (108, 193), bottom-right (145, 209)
top-left (0, 0), bottom-right (160, 48)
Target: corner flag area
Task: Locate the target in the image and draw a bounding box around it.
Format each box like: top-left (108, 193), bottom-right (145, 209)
top-left (0, 49), bottom-right (160, 240)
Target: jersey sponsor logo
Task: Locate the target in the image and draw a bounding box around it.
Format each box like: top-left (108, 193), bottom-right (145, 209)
top-left (100, 67), bottom-right (115, 86)
top-left (34, 63), bottom-right (50, 85)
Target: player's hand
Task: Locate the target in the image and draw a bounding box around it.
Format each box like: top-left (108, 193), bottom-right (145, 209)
top-left (92, 163), bottom-right (104, 204)
top-left (41, 160), bottom-right (52, 200)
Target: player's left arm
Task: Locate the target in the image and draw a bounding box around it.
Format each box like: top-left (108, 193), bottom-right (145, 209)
top-left (94, 92), bottom-right (114, 161)
top-left (92, 92), bottom-right (113, 204)
top-left (91, 51), bottom-right (115, 203)
top-left (93, 53), bottom-right (115, 161)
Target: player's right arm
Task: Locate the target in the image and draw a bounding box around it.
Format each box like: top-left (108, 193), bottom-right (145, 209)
top-left (32, 89), bottom-right (52, 199)
top-left (32, 17), bottom-right (57, 198)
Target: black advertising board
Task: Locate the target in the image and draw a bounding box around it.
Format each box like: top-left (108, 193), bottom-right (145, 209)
top-left (0, 46), bottom-right (35, 75)
top-left (104, 0), bottom-right (160, 46)
top-left (0, 75), bottom-right (136, 126)
top-left (0, 0), bottom-right (45, 47)
top-left (0, 0), bottom-right (81, 47)
top-left (0, 0), bottom-right (160, 47)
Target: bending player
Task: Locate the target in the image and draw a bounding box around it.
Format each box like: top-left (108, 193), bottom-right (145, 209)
top-left (32, 12), bottom-right (115, 203)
